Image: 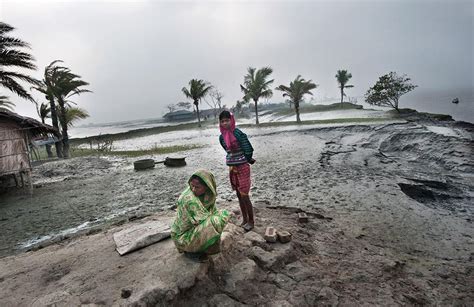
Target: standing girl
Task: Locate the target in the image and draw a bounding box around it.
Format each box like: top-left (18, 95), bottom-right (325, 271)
top-left (219, 111), bottom-right (256, 231)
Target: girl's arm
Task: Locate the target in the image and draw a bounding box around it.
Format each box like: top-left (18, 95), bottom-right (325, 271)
top-left (235, 129), bottom-right (254, 162)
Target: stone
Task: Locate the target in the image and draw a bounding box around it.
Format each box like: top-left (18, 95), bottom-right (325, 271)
top-left (277, 231), bottom-right (292, 243)
top-left (224, 258), bottom-right (258, 293)
top-left (298, 212), bottom-right (309, 223)
top-left (249, 245), bottom-right (294, 271)
top-left (113, 219), bottom-right (172, 255)
top-left (244, 231), bottom-right (265, 245)
top-left (264, 227), bottom-right (277, 243)
top-left (209, 294), bottom-right (244, 307)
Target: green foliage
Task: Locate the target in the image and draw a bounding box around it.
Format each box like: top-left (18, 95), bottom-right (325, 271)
top-left (0, 22), bottom-right (39, 101)
top-left (182, 79), bottom-right (213, 126)
top-left (36, 102), bottom-right (51, 123)
top-left (335, 70), bottom-right (354, 103)
top-left (276, 75), bottom-right (317, 122)
top-left (65, 107), bottom-right (89, 127)
top-left (240, 66), bottom-right (274, 124)
top-left (0, 95), bottom-right (15, 111)
top-left (365, 72), bottom-right (417, 111)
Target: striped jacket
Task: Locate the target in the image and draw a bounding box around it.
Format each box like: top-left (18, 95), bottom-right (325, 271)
top-left (219, 128), bottom-right (254, 166)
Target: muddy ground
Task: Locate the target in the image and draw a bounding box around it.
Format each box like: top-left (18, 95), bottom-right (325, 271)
top-left (0, 118), bottom-right (473, 305)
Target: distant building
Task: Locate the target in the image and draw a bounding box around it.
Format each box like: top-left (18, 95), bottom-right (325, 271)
top-left (163, 110), bottom-right (196, 121)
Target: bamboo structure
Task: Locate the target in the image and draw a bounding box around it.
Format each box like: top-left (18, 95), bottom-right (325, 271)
top-left (0, 111), bottom-right (59, 193)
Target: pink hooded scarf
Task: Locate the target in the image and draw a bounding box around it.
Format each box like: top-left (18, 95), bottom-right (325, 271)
top-left (219, 113), bottom-right (238, 150)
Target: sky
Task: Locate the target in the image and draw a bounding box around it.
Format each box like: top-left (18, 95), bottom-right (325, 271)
top-left (1, 0), bottom-right (473, 124)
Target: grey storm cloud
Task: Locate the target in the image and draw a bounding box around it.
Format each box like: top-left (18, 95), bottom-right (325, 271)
top-left (2, 0), bottom-right (473, 123)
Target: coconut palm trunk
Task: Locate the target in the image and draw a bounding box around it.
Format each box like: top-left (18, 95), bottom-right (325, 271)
top-left (295, 101), bottom-right (301, 123)
top-left (48, 95), bottom-right (63, 158)
top-left (195, 99), bottom-right (201, 126)
top-left (57, 99), bottom-right (70, 157)
top-left (253, 99), bottom-right (259, 125)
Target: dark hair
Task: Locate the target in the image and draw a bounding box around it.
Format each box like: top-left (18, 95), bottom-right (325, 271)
top-left (219, 110), bottom-right (231, 121)
top-left (190, 175), bottom-right (206, 187)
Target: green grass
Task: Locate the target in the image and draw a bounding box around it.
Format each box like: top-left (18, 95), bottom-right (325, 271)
top-left (31, 144), bottom-right (204, 161)
top-left (274, 102), bottom-right (362, 116)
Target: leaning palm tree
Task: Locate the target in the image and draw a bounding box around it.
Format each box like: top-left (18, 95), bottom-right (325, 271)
top-left (335, 70), bottom-right (354, 104)
top-left (240, 67), bottom-right (274, 125)
top-left (0, 22), bottom-right (39, 101)
top-left (35, 102), bottom-right (54, 157)
top-left (276, 75), bottom-right (318, 123)
top-left (52, 67), bottom-right (91, 158)
top-left (0, 95), bottom-right (15, 111)
top-left (32, 60), bottom-right (65, 157)
top-left (182, 79), bottom-right (213, 127)
top-left (65, 106), bottom-right (89, 127)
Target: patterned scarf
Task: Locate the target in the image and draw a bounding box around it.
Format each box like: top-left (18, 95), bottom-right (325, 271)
top-left (219, 113), bottom-right (238, 150)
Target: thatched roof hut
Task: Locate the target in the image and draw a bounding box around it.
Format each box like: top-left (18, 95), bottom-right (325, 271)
top-left (0, 110), bottom-right (58, 187)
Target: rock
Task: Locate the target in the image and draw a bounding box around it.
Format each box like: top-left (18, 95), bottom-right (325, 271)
top-left (298, 212), bottom-right (309, 223)
top-left (244, 231), bottom-right (265, 245)
top-left (248, 245), bottom-right (293, 270)
top-left (209, 294), bottom-right (244, 307)
top-left (318, 286), bottom-right (339, 305)
top-left (113, 219), bottom-right (172, 255)
top-left (224, 258), bottom-right (258, 294)
top-left (264, 227), bottom-right (277, 243)
top-left (277, 231), bottom-right (292, 243)
top-left (272, 273), bottom-right (296, 291)
top-left (221, 223), bottom-right (243, 251)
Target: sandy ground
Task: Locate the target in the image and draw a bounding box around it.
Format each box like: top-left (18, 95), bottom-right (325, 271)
top-left (0, 117), bottom-right (473, 305)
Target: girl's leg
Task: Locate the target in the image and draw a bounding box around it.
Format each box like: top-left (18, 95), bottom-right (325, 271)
top-left (242, 195), bottom-right (254, 230)
top-left (236, 190), bottom-right (248, 226)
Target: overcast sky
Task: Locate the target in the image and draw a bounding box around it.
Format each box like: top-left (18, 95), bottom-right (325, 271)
top-left (1, 0), bottom-right (473, 124)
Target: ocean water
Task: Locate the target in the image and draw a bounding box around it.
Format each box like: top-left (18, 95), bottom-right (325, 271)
top-left (70, 89), bottom-right (473, 139)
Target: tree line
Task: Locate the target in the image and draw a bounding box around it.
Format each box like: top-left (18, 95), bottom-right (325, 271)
top-left (0, 22), bottom-right (91, 158)
top-left (1, 21), bottom-right (418, 145)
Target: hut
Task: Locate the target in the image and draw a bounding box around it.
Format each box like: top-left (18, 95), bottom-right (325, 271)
top-left (0, 110), bottom-right (59, 192)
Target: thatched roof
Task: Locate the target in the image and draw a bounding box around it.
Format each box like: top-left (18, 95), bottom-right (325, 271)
top-left (0, 110), bottom-right (60, 138)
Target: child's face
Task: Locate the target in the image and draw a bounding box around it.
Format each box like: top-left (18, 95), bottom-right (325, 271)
top-left (190, 178), bottom-right (207, 197)
top-left (220, 118), bottom-right (231, 129)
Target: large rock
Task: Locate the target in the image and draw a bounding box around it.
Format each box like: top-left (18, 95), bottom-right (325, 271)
top-left (113, 219), bottom-right (172, 255)
top-left (224, 258), bottom-right (258, 294)
top-left (248, 244), bottom-right (295, 271)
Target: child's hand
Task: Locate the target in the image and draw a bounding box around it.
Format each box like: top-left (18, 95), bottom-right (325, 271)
top-left (249, 158), bottom-right (256, 165)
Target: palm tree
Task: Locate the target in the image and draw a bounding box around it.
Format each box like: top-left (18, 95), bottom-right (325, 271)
top-left (32, 60), bottom-right (64, 157)
top-left (182, 79), bottom-right (213, 127)
top-left (52, 67), bottom-right (91, 158)
top-left (0, 95), bottom-right (15, 111)
top-left (36, 102), bottom-right (54, 157)
top-left (0, 22), bottom-right (39, 101)
top-left (65, 106), bottom-right (89, 127)
top-left (335, 70), bottom-right (354, 104)
top-left (240, 67), bottom-right (274, 125)
top-left (276, 75), bottom-right (318, 123)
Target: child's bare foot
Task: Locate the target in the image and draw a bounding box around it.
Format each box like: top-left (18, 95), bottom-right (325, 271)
top-left (243, 223), bottom-right (254, 232)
